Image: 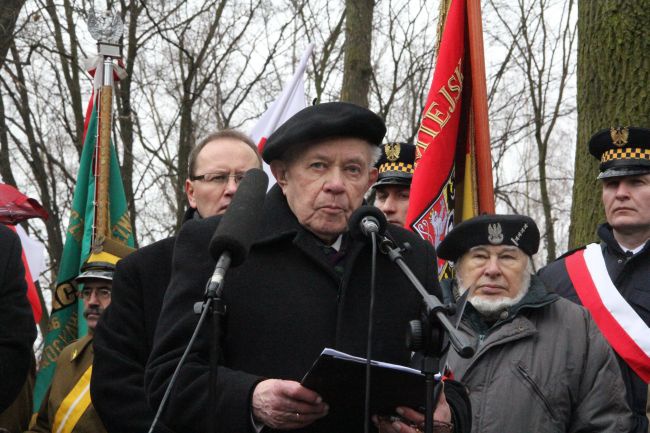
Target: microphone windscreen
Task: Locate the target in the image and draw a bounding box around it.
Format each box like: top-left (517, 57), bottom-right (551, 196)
top-left (208, 168), bottom-right (268, 266)
top-left (347, 205), bottom-right (388, 240)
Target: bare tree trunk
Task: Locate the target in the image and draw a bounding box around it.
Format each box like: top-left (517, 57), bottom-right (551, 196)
top-left (43, 0), bottom-right (84, 153)
top-left (0, 0), bottom-right (23, 185)
top-left (115, 0), bottom-right (143, 247)
top-left (171, 0), bottom-right (227, 230)
top-left (340, 0), bottom-right (374, 107)
top-left (0, 0), bottom-right (25, 68)
top-left (0, 89), bottom-right (18, 186)
top-left (570, 0), bottom-right (650, 248)
top-left (8, 44), bottom-right (64, 269)
top-left (487, 0), bottom-right (577, 262)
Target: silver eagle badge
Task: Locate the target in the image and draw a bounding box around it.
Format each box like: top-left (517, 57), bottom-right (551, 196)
top-left (488, 223), bottom-right (504, 245)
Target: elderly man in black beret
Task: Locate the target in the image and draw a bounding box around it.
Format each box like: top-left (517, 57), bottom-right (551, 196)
top-left (145, 102), bottom-right (469, 433)
top-left (539, 126), bottom-right (650, 433)
top-left (414, 214), bottom-right (631, 433)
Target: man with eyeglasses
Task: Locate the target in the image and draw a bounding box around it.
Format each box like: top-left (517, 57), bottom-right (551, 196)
top-left (27, 261), bottom-right (114, 433)
top-left (185, 131), bottom-right (262, 218)
top-left (91, 130), bottom-right (262, 433)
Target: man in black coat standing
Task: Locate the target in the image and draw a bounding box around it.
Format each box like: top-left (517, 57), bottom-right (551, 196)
top-left (90, 130), bottom-right (262, 433)
top-left (0, 224), bottom-right (36, 413)
top-left (145, 102), bottom-right (466, 433)
top-left (539, 126), bottom-right (650, 433)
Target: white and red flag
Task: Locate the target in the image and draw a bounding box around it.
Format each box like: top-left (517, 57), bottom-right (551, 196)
top-left (405, 0), bottom-right (494, 279)
top-left (250, 44), bottom-right (314, 187)
top-left (0, 183), bottom-right (49, 322)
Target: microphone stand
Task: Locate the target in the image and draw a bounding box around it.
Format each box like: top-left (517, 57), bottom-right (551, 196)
top-left (201, 252), bottom-right (231, 433)
top-left (147, 253), bottom-right (231, 433)
top-left (379, 237), bottom-right (474, 433)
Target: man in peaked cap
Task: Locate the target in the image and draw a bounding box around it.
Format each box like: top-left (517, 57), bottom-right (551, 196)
top-left (27, 261), bottom-right (114, 433)
top-left (145, 102), bottom-right (470, 433)
top-left (373, 142), bottom-right (415, 227)
top-left (539, 126), bottom-right (650, 433)
top-left (418, 214), bottom-right (630, 433)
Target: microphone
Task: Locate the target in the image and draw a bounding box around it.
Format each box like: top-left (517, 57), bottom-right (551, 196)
top-left (348, 205), bottom-right (387, 240)
top-left (206, 168), bottom-right (268, 292)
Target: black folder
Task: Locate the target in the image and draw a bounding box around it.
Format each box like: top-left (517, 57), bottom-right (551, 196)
top-left (301, 348), bottom-right (428, 431)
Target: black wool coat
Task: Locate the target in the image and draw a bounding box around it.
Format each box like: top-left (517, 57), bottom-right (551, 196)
top-left (90, 209), bottom-right (197, 433)
top-left (539, 223), bottom-right (650, 433)
top-left (0, 224), bottom-right (36, 412)
top-left (145, 186), bottom-right (441, 433)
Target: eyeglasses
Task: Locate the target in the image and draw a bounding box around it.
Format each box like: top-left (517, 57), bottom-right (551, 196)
top-left (79, 287), bottom-right (112, 301)
top-left (189, 172), bottom-right (246, 185)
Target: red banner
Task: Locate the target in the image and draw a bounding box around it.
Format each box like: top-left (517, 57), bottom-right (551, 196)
top-left (0, 184), bottom-right (49, 224)
top-left (405, 0), bottom-right (493, 278)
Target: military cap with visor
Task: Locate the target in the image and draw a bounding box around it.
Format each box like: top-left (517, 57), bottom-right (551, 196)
top-left (261, 102), bottom-right (386, 164)
top-left (437, 214), bottom-right (540, 262)
top-left (372, 142), bottom-right (416, 188)
top-left (75, 261), bottom-right (115, 284)
top-left (589, 126), bottom-right (650, 179)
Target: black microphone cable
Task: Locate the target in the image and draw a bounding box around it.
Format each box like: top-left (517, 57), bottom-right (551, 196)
top-left (363, 229), bottom-right (378, 433)
top-left (348, 205), bottom-right (387, 433)
top-left (148, 297), bottom-right (212, 433)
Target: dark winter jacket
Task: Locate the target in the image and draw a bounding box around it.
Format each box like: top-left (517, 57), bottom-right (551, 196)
top-left (145, 185), bottom-right (442, 433)
top-left (539, 223), bottom-right (650, 433)
top-left (90, 209), bottom-right (197, 433)
top-left (444, 276), bottom-right (632, 433)
top-left (0, 224), bottom-right (36, 412)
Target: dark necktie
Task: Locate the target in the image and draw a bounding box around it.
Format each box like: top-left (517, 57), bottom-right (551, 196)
top-left (321, 239), bottom-right (347, 276)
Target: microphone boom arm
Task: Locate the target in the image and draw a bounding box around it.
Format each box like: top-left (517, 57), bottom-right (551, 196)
top-left (382, 239), bottom-right (474, 358)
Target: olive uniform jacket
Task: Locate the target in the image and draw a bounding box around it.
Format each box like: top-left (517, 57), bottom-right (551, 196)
top-left (27, 335), bottom-right (107, 433)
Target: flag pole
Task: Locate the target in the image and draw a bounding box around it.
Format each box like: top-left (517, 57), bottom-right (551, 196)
top-left (467, 0), bottom-right (494, 213)
top-left (87, 9), bottom-right (135, 261)
top-left (93, 58), bottom-right (114, 247)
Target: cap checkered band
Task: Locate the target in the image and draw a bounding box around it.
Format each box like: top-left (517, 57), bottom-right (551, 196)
top-left (379, 162), bottom-right (414, 174)
top-left (601, 148), bottom-right (650, 163)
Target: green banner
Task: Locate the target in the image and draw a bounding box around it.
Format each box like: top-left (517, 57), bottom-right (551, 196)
top-left (33, 102), bottom-right (134, 410)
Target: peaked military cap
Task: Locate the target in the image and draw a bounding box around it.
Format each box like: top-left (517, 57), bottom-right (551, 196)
top-left (261, 102), bottom-right (386, 163)
top-left (437, 214), bottom-right (540, 261)
top-left (75, 261), bottom-right (115, 283)
top-left (373, 142), bottom-right (416, 188)
top-left (588, 126), bottom-right (650, 179)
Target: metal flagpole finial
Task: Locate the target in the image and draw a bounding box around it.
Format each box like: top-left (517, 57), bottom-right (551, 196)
top-left (87, 7), bottom-right (124, 57)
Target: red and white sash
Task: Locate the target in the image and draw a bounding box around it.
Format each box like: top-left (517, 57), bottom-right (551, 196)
top-left (565, 243), bottom-right (650, 383)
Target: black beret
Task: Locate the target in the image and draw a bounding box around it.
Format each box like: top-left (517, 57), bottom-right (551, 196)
top-left (262, 102), bottom-right (386, 163)
top-left (437, 214), bottom-right (540, 261)
top-left (373, 142), bottom-right (416, 188)
top-left (588, 126), bottom-right (650, 179)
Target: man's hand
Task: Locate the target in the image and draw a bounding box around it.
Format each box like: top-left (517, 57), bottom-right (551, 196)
top-left (373, 388), bottom-right (452, 433)
top-left (251, 379), bottom-right (329, 429)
